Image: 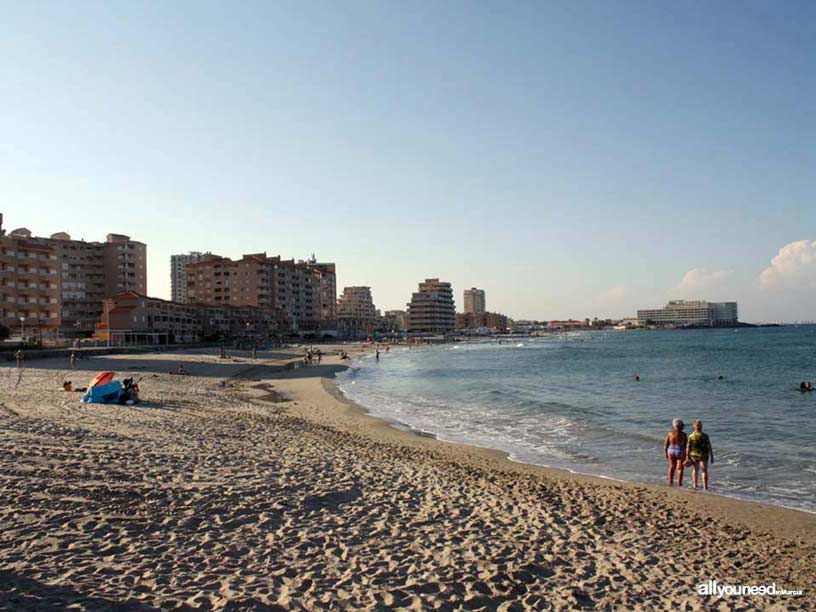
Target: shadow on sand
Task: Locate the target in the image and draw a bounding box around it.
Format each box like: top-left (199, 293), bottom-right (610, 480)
top-left (0, 570), bottom-right (157, 612)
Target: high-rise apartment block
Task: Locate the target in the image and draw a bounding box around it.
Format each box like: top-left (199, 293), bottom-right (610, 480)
top-left (0, 221), bottom-right (61, 338)
top-left (337, 286), bottom-right (377, 321)
top-left (407, 278), bottom-right (456, 334)
top-left (186, 253), bottom-right (322, 329)
top-left (337, 286), bottom-right (377, 338)
top-left (0, 215), bottom-right (146, 338)
top-left (463, 288), bottom-right (486, 315)
top-left (171, 252), bottom-right (209, 303)
top-left (306, 256), bottom-right (337, 321)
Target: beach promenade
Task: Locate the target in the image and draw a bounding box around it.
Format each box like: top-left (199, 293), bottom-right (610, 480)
top-left (0, 348), bottom-right (813, 610)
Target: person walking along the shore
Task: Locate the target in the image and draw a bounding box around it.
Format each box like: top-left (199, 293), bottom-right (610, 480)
top-left (663, 419), bottom-right (687, 486)
top-left (686, 420), bottom-right (714, 490)
top-left (14, 350), bottom-right (24, 371)
top-left (70, 351), bottom-right (77, 370)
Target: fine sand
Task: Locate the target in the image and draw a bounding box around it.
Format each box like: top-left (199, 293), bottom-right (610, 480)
top-left (0, 346), bottom-right (813, 611)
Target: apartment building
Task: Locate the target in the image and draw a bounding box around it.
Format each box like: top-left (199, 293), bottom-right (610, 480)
top-left (0, 216), bottom-right (146, 338)
top-left (170, 252), bottom-right (209, 303)
top-left (637, 300), bottom-right (739, 327)
top-left (407, 278), bottom-right (456, 334)
top-left (337, 286), bottom-right (377, 338)
top-left (338, 286), bottom-right (376, 321)
top-left (102, 234), bottom-right (147, 297)
top-left (456, 311), bottom-right (508, 333)
top-left (463, 288), bottom-right (486, 315)
top-left (379, 309), bottom-right (407, 333)
top-left (0, 223), bottom-right (61, 338)
top-left (305, 257), bottom-right (337, 321)
top-left (186, 253), bottom-right (321, 329)
top-left (60, 232), bottom-right (146, 336)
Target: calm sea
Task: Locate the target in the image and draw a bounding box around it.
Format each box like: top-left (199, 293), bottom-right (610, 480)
top-left (336, 326), bottom-right (816, 512)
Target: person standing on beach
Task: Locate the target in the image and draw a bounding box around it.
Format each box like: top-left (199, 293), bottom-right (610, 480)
top-left (14, 350), bottom-right (24, 371)
top-left (376, 349), bottom-right (380, 361)
top-left (70, 351), bottom-right (77, 370)
top-left (686, 420), bottom-right (714, 490)
top-left (663, 419), bottom-right (687, 486)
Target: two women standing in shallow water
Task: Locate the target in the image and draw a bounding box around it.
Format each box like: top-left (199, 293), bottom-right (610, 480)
top-left (664, 419), bottom-right (714, 490)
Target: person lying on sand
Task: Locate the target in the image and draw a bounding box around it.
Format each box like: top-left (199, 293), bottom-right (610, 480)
top-left (686, 420), bottom-right (714, 490)
top-left (663, 419), bottom-right (687, 486)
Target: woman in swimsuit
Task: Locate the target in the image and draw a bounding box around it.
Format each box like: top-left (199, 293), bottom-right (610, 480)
top-left (663, 419), bottom-right (687, 486)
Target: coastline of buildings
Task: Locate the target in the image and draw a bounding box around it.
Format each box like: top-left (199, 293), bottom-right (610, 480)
top-left (1, 214), bottom-right (756, 346)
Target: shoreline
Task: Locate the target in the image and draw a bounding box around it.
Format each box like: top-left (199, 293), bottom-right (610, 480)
top-left (336, 375), bottom-right (816, 517)
top-left (275, 352), bottom-right (816, 546)
top-left (334, 347), bottom-right (816, 514)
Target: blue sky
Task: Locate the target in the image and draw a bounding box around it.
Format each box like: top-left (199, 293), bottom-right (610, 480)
top-left (1, 1), bottom-right (814, 321)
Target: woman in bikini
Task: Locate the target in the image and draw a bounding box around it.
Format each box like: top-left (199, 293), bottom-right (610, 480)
top-left (663, 419), bottom-right (687, 486)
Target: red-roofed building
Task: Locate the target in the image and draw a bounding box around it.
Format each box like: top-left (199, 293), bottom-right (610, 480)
top-left (95, 291), bottom-right (287, 344)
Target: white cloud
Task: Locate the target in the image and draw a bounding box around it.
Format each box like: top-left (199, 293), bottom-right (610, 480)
top-left (591, 285), bottom-right (632, 319)
top-left (674, 268), bottom-right (733, 294)
top-left (759, 240), bottom-right (816, 290)
top-left (599, 285), bottom-right (628, 301)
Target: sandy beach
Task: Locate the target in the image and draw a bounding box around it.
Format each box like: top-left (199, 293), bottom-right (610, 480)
top-left (0, 346), bottom-right (813, 611)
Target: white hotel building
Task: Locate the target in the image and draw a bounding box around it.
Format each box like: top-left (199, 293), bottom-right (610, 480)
top-left (637, 300), bottom-right (738, 327)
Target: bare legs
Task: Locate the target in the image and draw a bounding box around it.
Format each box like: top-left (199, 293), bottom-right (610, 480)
top-left (691, 460), bottom-right (709, 490)
top-left (667, 456), bottom-right (684, 486)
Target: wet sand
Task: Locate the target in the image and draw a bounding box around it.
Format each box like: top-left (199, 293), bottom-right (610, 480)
top-left (0, 346), bottom-right (813, 610)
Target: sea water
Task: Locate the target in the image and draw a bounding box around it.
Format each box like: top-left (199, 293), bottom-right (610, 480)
top-left (336, 326), bottom-right (816, 512)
